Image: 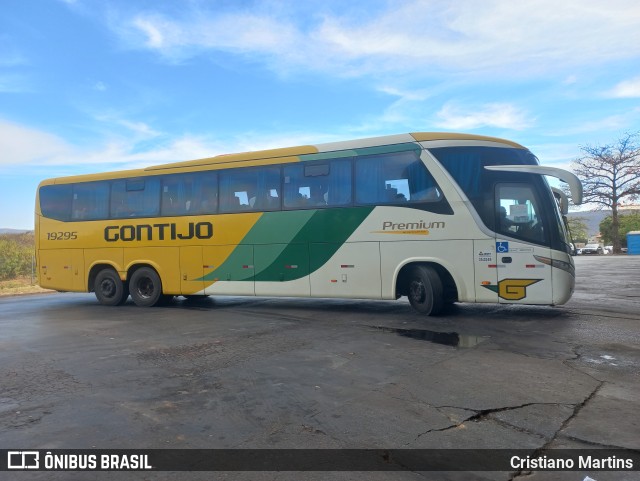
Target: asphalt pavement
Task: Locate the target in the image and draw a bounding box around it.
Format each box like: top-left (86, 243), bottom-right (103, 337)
top-left (0, 255), bottom-right (638, 481)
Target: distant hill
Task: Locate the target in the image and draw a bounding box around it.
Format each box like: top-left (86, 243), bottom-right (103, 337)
top-left (566, 210), bottom-right (610, 237)
top-left (0, 228), bottom-right (32, 235)
top-left (567, 209), bottom-right (640, 237)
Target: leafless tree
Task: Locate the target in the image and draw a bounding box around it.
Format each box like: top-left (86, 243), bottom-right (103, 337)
top-left (572, 132), bottom-right (640, 253)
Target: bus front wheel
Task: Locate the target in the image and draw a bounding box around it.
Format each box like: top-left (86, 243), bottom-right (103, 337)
top-left (94, 269), bottom-right (128, 306)
top-left (129, 267), bottom-right (163, 307)
top-left (407, 265), bottom-right (444, 316)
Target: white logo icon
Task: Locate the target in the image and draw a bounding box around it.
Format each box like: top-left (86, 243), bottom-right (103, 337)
top-left (7, 451), bottom-right (40, 469)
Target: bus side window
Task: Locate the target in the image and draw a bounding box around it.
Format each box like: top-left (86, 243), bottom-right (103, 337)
top-left (283, 159), bottom-right (351, 209)
top-left (72, 182), bottom-right (109, 220)
top-left (111, 178), bottom-right (160, 218)
top-left (355, 150), bottom-right (442, 205)
top-left (161, 171), bottom-right (218, 216)
top-left (161, 177), bottom-right (182, 216)
top-left (219, 166), bottom-right (280, 213)
top-left (495, 183), bottom-right (546, 243)
top-left (196, 172), bottom-right (218, 214)
top-left (40, 184), bottom-right (72, 222)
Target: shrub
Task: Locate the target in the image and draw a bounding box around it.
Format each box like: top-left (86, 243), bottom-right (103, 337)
top-left (0, 233), bottom-right (34, 280)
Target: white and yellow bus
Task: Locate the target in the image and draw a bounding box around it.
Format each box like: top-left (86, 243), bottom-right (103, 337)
top-left (35, 132), bottom-right (582, 315)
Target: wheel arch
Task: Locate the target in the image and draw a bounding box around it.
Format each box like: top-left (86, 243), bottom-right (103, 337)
top-left (126, 261), bottom-right (163, 288)
top-left (87, 262), bottom-right (124, 292)
top-left (394, 259), bottom-right (460, 303)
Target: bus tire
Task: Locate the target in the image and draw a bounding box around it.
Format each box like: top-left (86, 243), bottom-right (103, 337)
top-left (407, 265), bottom-right (444, 315)
top-left (129, 267), bottom-right (163, 307)
top-left (94, 268), bottom-right (128, 306)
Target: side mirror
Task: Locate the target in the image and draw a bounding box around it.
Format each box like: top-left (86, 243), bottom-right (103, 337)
top-left (551, 187), bottom-right (569, 215)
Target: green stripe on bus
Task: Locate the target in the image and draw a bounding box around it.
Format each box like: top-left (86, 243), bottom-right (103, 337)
top-left (299, 143), bottom-right (420, 162)
top-left (353, 143), bottom-right (421, 156)
top-left (200, 207), bottom-right (374, 283)
top-left (199, 210), bottom-right (314, 282)
top-left (254, 206), bottom-right (373, 282)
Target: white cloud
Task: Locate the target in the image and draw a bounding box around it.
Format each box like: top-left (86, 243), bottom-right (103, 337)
top-left (91, 112), bottom-right (163, 141)
top-left (124, 11), bottom-right (299, 64)
top-left (0, 120), bottom-right (72, 165)
top-left (552, 109), bottom-right (640, 136)
top-left (117, 120), bottom-right (161, 139)
top-left (607, 76), bottom-right (640, 98)
top-left (0, 118), bottom-right (198, 169)
top-left (435, 102), bottom-right (533, 130)
top-left (110, 0), bottom-right (640, 78)
top-left (0, 119), bottom-right (339, 172)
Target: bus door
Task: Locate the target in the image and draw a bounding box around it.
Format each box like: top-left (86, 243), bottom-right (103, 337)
top-left (493, 183), bottom-right (552, 304)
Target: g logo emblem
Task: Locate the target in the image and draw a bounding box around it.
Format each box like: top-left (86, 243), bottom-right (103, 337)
top-left (483, 278), bottom-right (542, 300)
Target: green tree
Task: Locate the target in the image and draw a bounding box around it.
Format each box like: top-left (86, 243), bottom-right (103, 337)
top-left (572, 132), bottom-right (640, 253)
top-left (600, 211), bottom-right (640, 248)
top-left (567, 217), bottom-right (589, 244)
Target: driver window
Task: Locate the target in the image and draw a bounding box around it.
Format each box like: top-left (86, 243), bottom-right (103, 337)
top-left (496, 184), bottom-right (546, 244)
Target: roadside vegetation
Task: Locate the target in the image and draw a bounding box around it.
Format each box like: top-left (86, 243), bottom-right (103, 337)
top-left (567, 217), bottom-right (589, 244)
top-left (0, 232), bottom-right (50, 296)
top-left (599, 211), bottom-right (640, 249)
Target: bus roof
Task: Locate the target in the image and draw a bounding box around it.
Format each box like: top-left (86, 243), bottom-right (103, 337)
top-left (147, 132), bottom-right (525, 170)
top-left (39, 132), bottom-right (525, 185)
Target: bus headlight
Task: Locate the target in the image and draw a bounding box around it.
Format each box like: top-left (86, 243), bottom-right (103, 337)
top-left (534, 255), bottom-right (575, 277)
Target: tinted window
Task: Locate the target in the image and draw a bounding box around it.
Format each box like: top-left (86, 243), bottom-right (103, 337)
top-left (40, 184), bottom-right (72, 221)
top-left (161, 171), bottom-right (218, 216)
top-left (355, 151), bottom-right (442, 205)
top-left (283, 159), bottom-right (352, 209)
top-left (110, 178), bottom-right (160, 218)
top-left (219, 166), bottom-right (280, 213)
top-left (497, 183), bottom-right (546, 244)
top-left (430, 146), bottom-right (537, 200)
top-left (72, 182), bottom-right (109, 220)
top-left (430, 146), bottom-right (539, 232)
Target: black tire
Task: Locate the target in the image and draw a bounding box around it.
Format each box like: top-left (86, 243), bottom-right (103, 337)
top-left (129, 267), bottom-right (163, 307)
top-left (94, 268), bottom-right (128, 306)
top-left (407, 265), bottom-right (444, 315)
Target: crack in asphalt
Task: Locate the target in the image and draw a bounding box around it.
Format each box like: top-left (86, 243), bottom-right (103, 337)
top-left (559, 344), bottom-right (605, 383)
top-left (507, 381), bottom-right (605, 481)
top-left (400, 380), bottom-right (614, 479)
top-left (408, 402), bottom-right (572, 447)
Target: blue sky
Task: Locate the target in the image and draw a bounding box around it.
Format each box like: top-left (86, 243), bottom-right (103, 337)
top-left (2, 0), bottom-right (640, 229)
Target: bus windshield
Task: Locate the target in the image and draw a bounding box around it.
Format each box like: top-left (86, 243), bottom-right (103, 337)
top-left (428, 146), bottom-right (568, 252)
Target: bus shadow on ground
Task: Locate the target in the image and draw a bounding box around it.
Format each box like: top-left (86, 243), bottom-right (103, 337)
top-left (165, 294), bottom-right (569, 321)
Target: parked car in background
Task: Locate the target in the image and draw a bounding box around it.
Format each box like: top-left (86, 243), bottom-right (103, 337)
top-left (582, 243), bottom-right (604, 255)
top-left (576, 247), bottom-right (583, 255)
top-left (604, 245), bottom-right (613, 254)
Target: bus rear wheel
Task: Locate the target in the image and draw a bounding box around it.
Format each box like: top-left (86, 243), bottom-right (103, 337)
top-left (94, 268), bottom-right (128, 306)
top-left (407, 265), bottom-right (444, 316)
top-left (129, 267), bottom-right (163, 307)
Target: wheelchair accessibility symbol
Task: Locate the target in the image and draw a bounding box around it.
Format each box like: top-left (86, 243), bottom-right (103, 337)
top-left (496, 241), bottom-right (509, 253)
